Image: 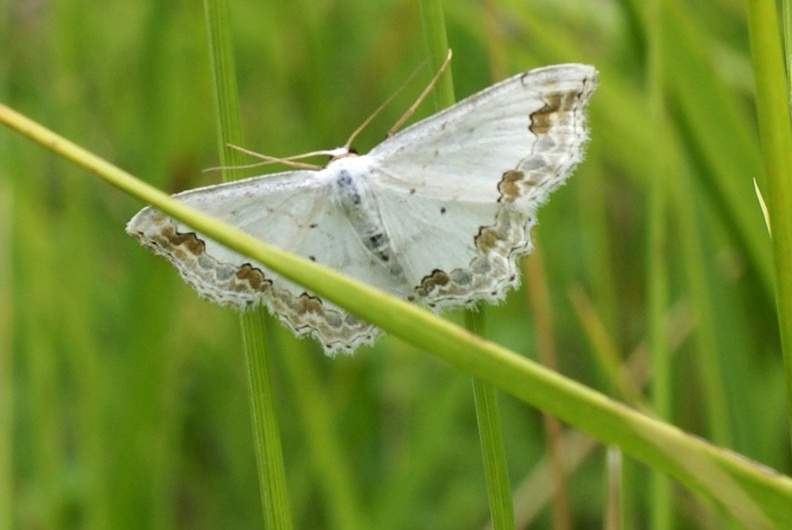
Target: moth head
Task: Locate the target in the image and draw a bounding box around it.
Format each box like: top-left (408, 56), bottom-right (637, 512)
top-left (328, 146), bottom-right (359, 164)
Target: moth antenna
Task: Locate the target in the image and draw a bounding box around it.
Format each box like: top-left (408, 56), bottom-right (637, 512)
top-left (203, 159), bottom-right (321, 173)
top-left (342, 52), bottom-right (442, 150)
top-left (205, 144), bottom-right (340, 172)
top-left (387, 49), bottom-right (453, 136)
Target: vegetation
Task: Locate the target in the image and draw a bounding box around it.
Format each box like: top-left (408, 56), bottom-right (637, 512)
top-left (3, 0), bottom-right (791, 528)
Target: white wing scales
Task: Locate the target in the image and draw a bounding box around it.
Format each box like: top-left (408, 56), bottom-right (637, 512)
top-left (127, 63), bottom-right (598, 355)
top-left (128, 172), bottom-right (383, 353)
top-left (369, 187), bottom-right (526, 306)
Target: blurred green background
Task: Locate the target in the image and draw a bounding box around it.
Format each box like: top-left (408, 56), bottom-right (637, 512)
top-left (2, 0), bottom-right (789, 528)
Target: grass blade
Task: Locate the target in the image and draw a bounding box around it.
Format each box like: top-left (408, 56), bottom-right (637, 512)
top-left (420, 2), bottom-right (515, 528)
top-left (747, 0), bottom-right (792, 448)
top-left (203, 0), bottom-right (293, 527)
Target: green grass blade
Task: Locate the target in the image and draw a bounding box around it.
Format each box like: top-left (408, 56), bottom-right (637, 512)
top-left (747, 0), bottom-right (792, 448)
top-left (239, 311), bottom-right (293, 529)
top-left (421, 2), bottom-right (515, 528)
top-left (471, 377), bottom-right (516, 530)
top-left (203, 0), bottom-right (292, 527)
top-left (419, 0), bottom-right (455, 106)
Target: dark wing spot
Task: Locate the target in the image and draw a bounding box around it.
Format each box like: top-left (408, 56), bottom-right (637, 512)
top-left (529, 91), bottom-right (582, 135)
top-left (497, 170), bottom-right (525, 203)
top-left (529, 92), bottom-right (563, 135)
top-left (167, 232), bottom-right (206, 256)
top-left (475, 226), bottom-right (501, 253)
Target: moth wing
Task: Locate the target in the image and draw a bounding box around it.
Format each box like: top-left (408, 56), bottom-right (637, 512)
top-left (127, 169), bottom-right (398, 354)
top-left (365, 64), bottom-right (597, 307)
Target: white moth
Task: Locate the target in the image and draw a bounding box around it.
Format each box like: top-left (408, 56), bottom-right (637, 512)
top-left (127, 64), bottom-right (598, 355)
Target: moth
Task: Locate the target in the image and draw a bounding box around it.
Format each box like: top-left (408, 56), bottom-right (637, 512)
top-left (127, 64), bottom-right (598, 355)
